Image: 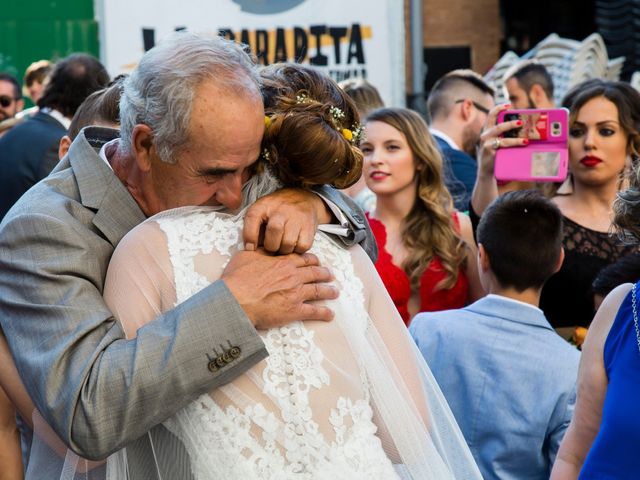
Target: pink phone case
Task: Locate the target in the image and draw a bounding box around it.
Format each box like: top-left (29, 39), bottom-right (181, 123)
top-left (494, 108), bottom-right (569, 182)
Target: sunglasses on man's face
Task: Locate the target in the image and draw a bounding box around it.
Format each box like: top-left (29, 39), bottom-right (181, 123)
top-left (0, 96), bottom-right (17, 108)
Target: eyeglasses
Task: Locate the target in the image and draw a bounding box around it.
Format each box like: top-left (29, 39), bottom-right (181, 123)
top-left (454, 99), bottom-right (490, 115)
top-left (0, 96), bottom-right (18, 108)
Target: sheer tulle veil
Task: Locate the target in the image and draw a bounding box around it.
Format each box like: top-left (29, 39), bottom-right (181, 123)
top-left (27, 170), bottom-right (481, 479)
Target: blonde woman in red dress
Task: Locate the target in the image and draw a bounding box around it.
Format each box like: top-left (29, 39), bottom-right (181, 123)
top-left (361, 108), bottom-right (484, 326)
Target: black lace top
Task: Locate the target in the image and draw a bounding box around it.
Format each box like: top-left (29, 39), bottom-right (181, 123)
top-left (540, 215), bottom-right (640, 328)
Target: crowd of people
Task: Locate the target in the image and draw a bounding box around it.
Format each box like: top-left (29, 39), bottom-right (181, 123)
top-left (0, 29), bottom-right (639, 479)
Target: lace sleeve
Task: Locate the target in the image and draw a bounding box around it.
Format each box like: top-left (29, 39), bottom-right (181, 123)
top-left (349, 246), bottom-right (482, 479)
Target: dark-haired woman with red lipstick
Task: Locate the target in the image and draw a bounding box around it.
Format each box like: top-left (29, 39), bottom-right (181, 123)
top-left (539, 81), bottom-right (640, 334)
top-left (472, 80), bottom-right (640, 339)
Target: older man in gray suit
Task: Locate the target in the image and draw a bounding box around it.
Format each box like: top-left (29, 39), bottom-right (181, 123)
top-left (0, 32), bottom-right (375, 472)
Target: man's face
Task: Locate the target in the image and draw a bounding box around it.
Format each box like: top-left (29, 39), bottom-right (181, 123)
top-left (0, 80), bottom-right (23, 121)
top-left (144, 79), bottom-right (264, 215)
top-left (461, 92), bottom-right (494, 156)
top-left (504, 77), bottom-right (534, 109)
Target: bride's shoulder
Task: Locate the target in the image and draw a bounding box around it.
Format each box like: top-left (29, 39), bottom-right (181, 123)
top-left (146, 206), bottom-right (233, 225)
top-left (117, 207), bottom-right (224, 253)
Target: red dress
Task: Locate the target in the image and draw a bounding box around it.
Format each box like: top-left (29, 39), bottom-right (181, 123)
top-left (367, 213), bottom-right (469, 326)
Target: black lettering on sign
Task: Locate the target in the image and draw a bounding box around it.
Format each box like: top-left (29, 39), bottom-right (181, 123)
top-left (347, 24), bottom-right (365, 64)
top-left (240, 29), bottom-right (251, 48)
top-left (255, 30), bottom-right (269, 65)
top-left (309, 25), bottom-right (328, 66)
top-left (293, 27), bottom-right (308, 62)
top-left (328, 27), bottom-right (347, 64)
top-left (219, 28), bottom-right (234, 41)
top-left (274, 28), bottom-right (288, 63)
top-left (142, 28), bottom-right (155, 51)
top-left (328, 68), bottom-right (368, 82)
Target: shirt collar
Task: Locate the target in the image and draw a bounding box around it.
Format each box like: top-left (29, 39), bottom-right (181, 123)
top-left (99, 138), bottom-right (121, 170)
top-left (40, 107), bottom-right (72, 130)
top-left (429, 128), bottom-right (461, 151)
top-left (486, 294), bottom-right (543, 314)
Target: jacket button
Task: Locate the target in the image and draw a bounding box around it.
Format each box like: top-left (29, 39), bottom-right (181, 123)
top-left (208, 361), bottom-right (218, 373)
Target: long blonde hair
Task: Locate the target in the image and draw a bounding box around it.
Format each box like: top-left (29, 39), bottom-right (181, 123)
top-left (366, 108), bottom-right (466, 290)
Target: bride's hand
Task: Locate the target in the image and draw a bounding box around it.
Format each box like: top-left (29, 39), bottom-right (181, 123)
top-left (222, 249), bottom-right (338, 328)
top-left (243, 188), bottom-right (329, 255)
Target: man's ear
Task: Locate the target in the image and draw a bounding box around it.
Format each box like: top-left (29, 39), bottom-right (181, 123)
top-left (529, 84), bottom-right (548, 108)
top-left (131, 124), bottom-right (155, 172)
top-left (478, 243), bottom-right (491, 272)
top-left (459, 99), bottom-right (473, 122)
top-left (554, 247), bottom-right (565, 274)
top-left (58, 135), bottom-right (72, 160)
top-left (16, 98), bottom-right (24, 113)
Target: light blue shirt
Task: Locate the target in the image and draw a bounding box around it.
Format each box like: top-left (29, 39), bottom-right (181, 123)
top-left (410, 295), bottom-right (580, 480)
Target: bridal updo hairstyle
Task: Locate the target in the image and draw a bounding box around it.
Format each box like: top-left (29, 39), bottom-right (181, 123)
top-left (259, 64), bottom-right (363, 189)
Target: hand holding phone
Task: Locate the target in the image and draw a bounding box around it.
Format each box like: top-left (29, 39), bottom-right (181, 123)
top-left (494, 108), bottom-right (569, 182)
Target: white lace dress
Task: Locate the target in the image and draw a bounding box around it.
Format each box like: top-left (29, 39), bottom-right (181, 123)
top-left (102, 206), bottom-right (482, 480)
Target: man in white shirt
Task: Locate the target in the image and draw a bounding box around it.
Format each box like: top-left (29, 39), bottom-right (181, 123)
top-left (427, 70), bottom-right (494, 210)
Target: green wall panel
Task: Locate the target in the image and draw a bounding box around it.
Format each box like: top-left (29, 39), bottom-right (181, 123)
top-left (0, 0), bottom-right (99, 105)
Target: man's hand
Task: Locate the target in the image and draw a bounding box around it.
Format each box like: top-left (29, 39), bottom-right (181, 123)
top-left (243, 188), bottom-right (332, 254)
top-left (221, 249), bottom-right (338, 328)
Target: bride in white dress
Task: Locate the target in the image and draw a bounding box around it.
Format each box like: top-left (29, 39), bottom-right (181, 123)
top-left (16, 64), bottom-right (480, 479)
top-left (99, 64), bottom-right (481, 479)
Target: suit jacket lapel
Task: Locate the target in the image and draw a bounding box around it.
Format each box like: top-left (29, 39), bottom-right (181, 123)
top-left (68, 128), bottom-right (146, 246)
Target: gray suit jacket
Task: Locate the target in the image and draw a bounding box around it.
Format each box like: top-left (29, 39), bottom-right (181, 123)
top-left (0, 127), bottom-right (375, 461)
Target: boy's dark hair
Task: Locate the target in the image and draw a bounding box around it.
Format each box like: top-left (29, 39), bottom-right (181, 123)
top-left (477, 190), bottom-right (563, 291)
top-left (38, 53), bottom-right (110, 118)
top-left (592, 253), bottom-right (640, 297)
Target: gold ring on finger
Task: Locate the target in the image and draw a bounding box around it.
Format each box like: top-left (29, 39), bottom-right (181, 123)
top-left (493, 137), bottom-right (501, 150)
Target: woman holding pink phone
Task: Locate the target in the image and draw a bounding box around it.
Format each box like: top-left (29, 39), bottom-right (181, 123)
top-left (473, 81), bottom-right (640, 342)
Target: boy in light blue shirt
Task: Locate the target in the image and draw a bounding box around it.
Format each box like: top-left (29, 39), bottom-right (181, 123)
top-left (410, 190), bottom-right (580, 480)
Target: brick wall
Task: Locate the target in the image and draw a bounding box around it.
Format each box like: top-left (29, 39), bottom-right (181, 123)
top-left (404, 0), bottom-right (501, 92)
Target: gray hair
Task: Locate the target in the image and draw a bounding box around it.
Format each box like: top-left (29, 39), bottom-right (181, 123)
top-left (119, 31), bottom-right (260, 163)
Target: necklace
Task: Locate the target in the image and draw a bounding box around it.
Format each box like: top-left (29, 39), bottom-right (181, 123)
top-left (632, 283), bottom-right (640, 355)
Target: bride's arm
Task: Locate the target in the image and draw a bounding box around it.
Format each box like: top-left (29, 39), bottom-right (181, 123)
top-left (103, 221), bottom-right (176, 338)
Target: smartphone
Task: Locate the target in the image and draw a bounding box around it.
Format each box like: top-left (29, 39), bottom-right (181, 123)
top-left (494, 108), bottom-right (569, 182)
